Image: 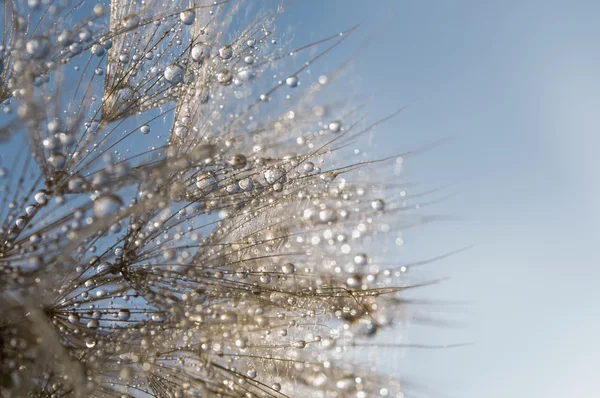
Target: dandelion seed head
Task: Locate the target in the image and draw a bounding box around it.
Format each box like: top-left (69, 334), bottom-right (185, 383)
top-left (0, 1), bottom-right (430, 397)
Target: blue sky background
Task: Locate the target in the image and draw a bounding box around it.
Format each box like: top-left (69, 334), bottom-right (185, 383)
top-left (283, 1), bottom-right (600, 397)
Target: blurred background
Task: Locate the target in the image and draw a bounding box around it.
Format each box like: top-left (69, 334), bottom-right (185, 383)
top-left (282, 1), bottom-right (600, 397)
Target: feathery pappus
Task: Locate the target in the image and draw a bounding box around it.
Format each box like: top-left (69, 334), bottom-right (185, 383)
top-left (0, 1), bottom-right (443, 397)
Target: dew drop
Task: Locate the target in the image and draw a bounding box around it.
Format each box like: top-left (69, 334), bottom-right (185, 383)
top-left (93, 194), bottom-right (123, 218)
top-left (217, 69), bottom-right (233, 85)
top-left (264, 167), bottom-right (285, 184)
top-left (286, 76), bottom-right (299, 87)
top-left (371, 199), bottom-right (385, 211)
top-left (219, 45), bottom-right (233, 59)
top-left (328, 120), bottom-right (342, 133)
top-left (151, 311), bottom-right (166, 323)
top-left (68, 313), bottom-right (80, 324)
top-left (179, 10), bottom-right (195, 25)
top-left (354, 253), bottom-right (368, 266)
top-left (123, 14), bottom-right (141, 29)
top-left (229, 154), bottom-right (247, 169)
top-left (292, 340), bottom-right (306, 348)
top-left (118, 309), bottom-right (131, 321)
top-left (26, 36), bottom-right (51, 59)
top-left (281, 263), bottom-right (295, 274)
top-left (191, 44), bottom-right (210, 63)
top-left (164, 64), bottom-right (185, 84)
top-left (34, 190), bottom-right (49, 205)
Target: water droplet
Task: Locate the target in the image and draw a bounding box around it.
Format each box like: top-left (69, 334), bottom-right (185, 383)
top-left (164, 64), bottom-right (185, 84)
top-left (220, 311), bottom-right (238, 323)
top-left (93, 194), bottom-right (123, 218)
top-left (140, 124), bottom-right (151, 134)
top-left (238, 177), bottom-right (254, 191)
top-left (302, 162), bottom-right (314, 173)
top-left (191, 44), bottom-right (210, 63)
top-left (118, 309), bottom-right (131, 321)
top-left (229, 154), bottom-right (247, 169)
top-left (319, 208), bottom-right (336, 223)
top-left (91, 44), bottom-right (105, 57)
top-left (292, 340), bottom-right (306, 348)
top-left (264, 167), bottom-right (285, 184)
top-left (151, 311), bottom-right (167, 322)
top-left (217, 69), bottom-right (233, 85)
top-left (328, 121), bottom-right (342, 133)
top-left (286, 76), bottom-right (299, 87)
top-left (179, 10), bottom-right (195, 25)
top-left (219, 45), bottom-right (233, 59)
top-left (68, 313), bottom-right (80, 324)
top-left (354, 253), bottom-right (368, 266)
top-left (34, 190), bottom-right (49, 205)
top-left (371, 199), bottom-right (385, 211)
top-left (123, 14), bottom-right (141, 29)
top-left (48, 152), bottom-right (66, 169)
top-left (26, 36), bottom-right (51, 59)
top-left (281, 263), bottom-right (295, 274)
top-left (97, 262), bottom-right (112, 274)
top-left (87, 319), bottom-right (99, 329)
top-left (57, 30), bottom-right (74, 47)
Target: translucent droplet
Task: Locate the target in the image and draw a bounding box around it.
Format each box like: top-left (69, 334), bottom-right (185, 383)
top-left (238, 177), bottom-right (254, 191)
top-left (58, 30), bottom-right (74, 47)
top-left (151, 311), bottom-right (166, 322)
top-left (219, 45), bottom-right (233, 59)
top-left (292, 340), bottom-right (306, 348)
top-left (179, 10), bottom-right (195, 25)
top-left (93, 194), bottom-right (123, 218)
top-left (354, 253), bottom-right (368, 266)
top-left (191, 44), bottom-right (210, 63)
top-left (229, 154), bottom-right (247, 169)
top-left (118, 309), bottom-right (131, 321)
top-left (26, 36), bottom-right (51, 59)
top-left (264, 167), bottom-right (285, 184)
top-left (164, 64), bottom-right (185, 84)
top-left (281, 263), bottom-right (295, 274)
top-left (48, 152), bottom-right (66, 169)
top-left (328, 120), bottom-right (342, 133)
top-left (371, 199), bottom-right (385, 211)
top-left (220, 311), bottom-right (238, 323)
top-left (97, 262), bottom-right (112, 274)
top-left (286, 76), bottom-right (299, 87)
top-left (140, 124), bottom-right (151, 134)
top-left (217, 69), bottom-right (233, 85)
top-left (34, 190), bottom-right (49, 205)
top-left (87, 319), bottom-right (99, 329)
top-left (319, 208), bottom-right (336, 223)
top-left (123, 14), bottom-right (141, 29)
top-left (68, 313), bottom-right (80, 324)
top-left (196, 173), bottom-right (218, 192)
top-left (91, 44), bottom-right (105, 57)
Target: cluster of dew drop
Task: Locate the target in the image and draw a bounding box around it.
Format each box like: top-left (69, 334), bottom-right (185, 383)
top-left (0, 1), bottom-right (431, 397)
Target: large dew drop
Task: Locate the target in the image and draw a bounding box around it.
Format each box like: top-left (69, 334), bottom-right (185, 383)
top-left (164, 64), bottom-right (185, 84)
top-left (93, 194), bottom-right (123, 218)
